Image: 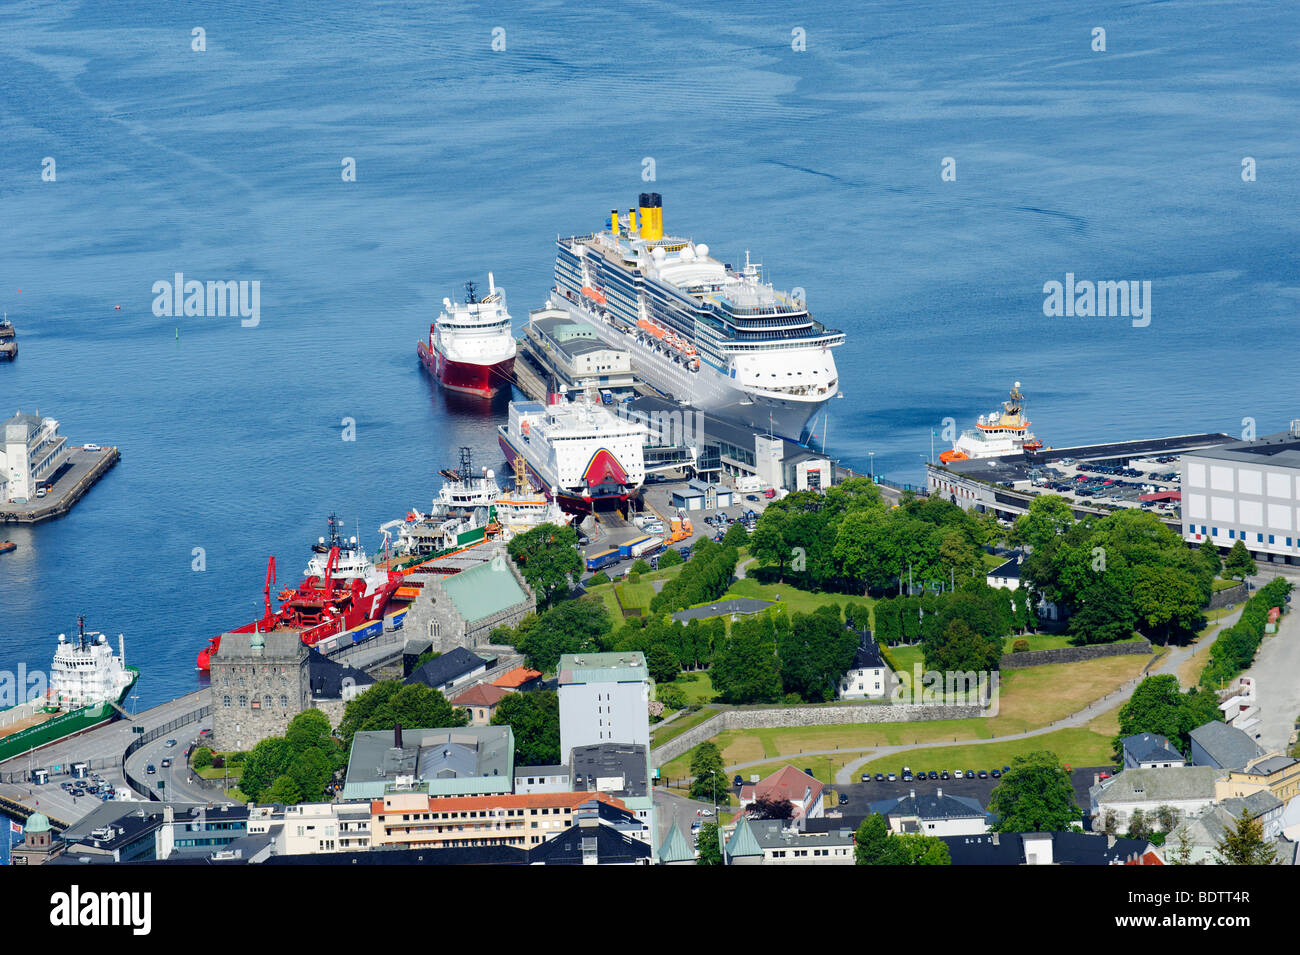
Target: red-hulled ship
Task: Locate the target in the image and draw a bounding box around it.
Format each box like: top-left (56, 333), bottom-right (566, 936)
top-left (417, 274), bottom-right (517, 398)
top-left (196, 516), bottom-right (404, 671)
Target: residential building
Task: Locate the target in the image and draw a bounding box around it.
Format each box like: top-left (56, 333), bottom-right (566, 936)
top-left (1089, 767), bottom-right (1222, 830)
top-left (868, 788), bottom-right (990, 837)
top-left (722, 815), bottom-right (855, 865)
top-left (1179, 423), bottom-right (1300, 564)
top-left (1163, 792), bottom-right (1287, 864)
top-left (941, 830), bottom-right (1155, 865)
top-left (341, 725), bottom-right (514, 801)
top-left (838, 636), bottom-right (888, 700)
top-left (406, 647), bottom-right (493, 697)
top-left (369, 789), bottom-right (633, 850)
top-left (986, 554), bottom-right (1023, 590)
top-left (1189, 720), bottom-right (1266, 770)
top-left (1218, 753), bottom-right (1300, 806)
top-left (245, 801), bottom-right (373, 855)
top-left (738, 766), bottom-right (824, 831)
top-left (2, 409), bottom-right (68, 503)
top-left (558, 652), bottom-right (649, 753)
top-left (513, 764), bottom-right (570, 794)
top-left (492, 666), bottom-right (542, 692)
top-left (1121, 732), bottom-right (1187, 770)
top-left (527, 815), bottom-right (652, 865)
top-left (450, 682), bottom-right (510, 725)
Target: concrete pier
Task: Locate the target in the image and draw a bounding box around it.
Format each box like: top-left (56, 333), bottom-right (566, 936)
top-left (0, 445), bottom-right (119, 524)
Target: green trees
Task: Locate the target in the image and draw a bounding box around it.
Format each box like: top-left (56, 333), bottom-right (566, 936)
top-left (658, 548), bottom-right (683, 569)
top-left (192, 746), bottom-right (213, 769)
top-left (1223, 540), bottom-right (1257, 581)
top-left (689, 742), bottom-right (730, 804)
top-left (490, 690), bottom-right (560, 766)
top-left (506, 597), bottom-right (612, 672)
top-left (337, 681), bottom-right (467, 750)
top-left (238, 710), bottom-right (343, 803)
top-left (923, 619), bottom-right (1002, 676)
top-left (854, 813), bottom-right (951, 865)
top-left (711, 614), bottom-right (783, 704)
top-left (1115, 675), bottom-right (1222, 759)
top-left (1200, 577), bottom-right (1293, 689)
top-left (988, 752), bottom-right (1080, 833)
top-left (651, 545), bottom-right (738, 614)
top-left (645, 644), bottom-right (681, 684)
top-left (506, 522), bottom-right (583, 608)
top-left (1066, 575), bottom-right (1137, 645)
top-left (1012, 495), bottom-right (1075, 552)
top-left (775, 605), bottom-right (859, 702)
top-left (1214, 808), bottom-right (1276, 865)
top-left (722, 520), bottom-right (750, 548)
top-left (695, 822), bottom-right (723, 865)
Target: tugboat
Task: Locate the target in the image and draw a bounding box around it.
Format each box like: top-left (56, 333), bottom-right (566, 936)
top-left (418, 275), bottom-right (517, 398)
top-left (0, 617), bottom-right (138, 762)
top-left (939, 382), bottom-right (1043, 463)
top-left (195, 515), bottom-right (404, 671)
top-left (379, 447), bottom-right (500, 556)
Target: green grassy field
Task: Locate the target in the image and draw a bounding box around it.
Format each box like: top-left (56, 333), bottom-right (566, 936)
top-left (720, 577), bottom-right (874, 625)
top-left (672, 670), bottom-right (717, 705)
top-left (650, 704), bottom-right (723, 748)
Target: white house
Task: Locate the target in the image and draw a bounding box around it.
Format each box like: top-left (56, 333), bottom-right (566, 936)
top-left (868, 789), bottom-right (990, 837)
top-left (1120, 733), bottom-right (1187, 770)
top-left (838, 638), bottom-right (889, 700)
top-left (1089, 767), bottom-right (1223, 831)
top-left (2, 409), bottom-right (68, 503)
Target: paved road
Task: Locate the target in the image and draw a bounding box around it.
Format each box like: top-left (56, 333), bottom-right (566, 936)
top-left (652, 787), bottom-right (722, 851)
top-left (1238, 593), bottom-right (1300, 753)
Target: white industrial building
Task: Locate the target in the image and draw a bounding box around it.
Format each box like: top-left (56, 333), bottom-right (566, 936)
top-left (557, 652), bottom-right (649, 754)
top-left (2, 409), bottom-right (68, 503)
top-left (1180, 422), bottom-right (1300, 565)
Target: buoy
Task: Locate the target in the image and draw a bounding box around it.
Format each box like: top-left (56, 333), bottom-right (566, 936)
top-left (114, 304), bottom-right (121, 310)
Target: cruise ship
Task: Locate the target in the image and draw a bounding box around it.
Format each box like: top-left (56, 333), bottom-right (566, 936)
top-left (939, 382), bottom-right (1043, 463)
top-left (549, 193), bottom-right (844, 441)
top-left (418, 275), bottom-right (517, 398)
top-left (498, 396), bottom-right (648, 512)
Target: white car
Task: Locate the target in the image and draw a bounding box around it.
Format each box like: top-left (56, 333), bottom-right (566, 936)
top-left (82, 444), bottom-right (101, 452)
top-left (699, 808), bottom-right (715, 817)
top-left (951, 770), bottom-right (963, 779)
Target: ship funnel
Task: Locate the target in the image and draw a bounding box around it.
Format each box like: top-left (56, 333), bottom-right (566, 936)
top-left (628, 208), bottom-right (638, 235)
top-left (639, 192), bottom-right (663, 241)
top-left (488, 272), bottom-right (496, 295)
top-left (610, 209), bottom-right (619, 235)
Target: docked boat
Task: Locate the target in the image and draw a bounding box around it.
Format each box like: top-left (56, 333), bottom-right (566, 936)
top-left (0, 617), bottom-right (138, 762)
top-left (417, 275), bottom-right (517, 398)
top-left (0, 541), bottom-right (15, 554)
top-left (493, 453), bottom-right (570, 539)
top-left (195, 515), bottom-right (404, 671)
top-left (380, 447), bottom-right (500, 556)
top-left (939, 382), bottom-right (1043, 463)
top-left (550, 194), bottom-right (844, 442)
top-left (497, 393), bottom-right (647, 513)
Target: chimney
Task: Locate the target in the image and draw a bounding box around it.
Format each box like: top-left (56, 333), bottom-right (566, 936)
top-left (991, 832), bottom-right (1000, 845)
top-left (395, 723), bottom-right (403, 749)
top-left (1107, 833), bottom-right (1117, 848)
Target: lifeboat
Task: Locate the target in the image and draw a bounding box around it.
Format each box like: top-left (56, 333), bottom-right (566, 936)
top-left (580, 286), bottom-right (607, 305)
top-left (938, 449), bottom-right (969, 464)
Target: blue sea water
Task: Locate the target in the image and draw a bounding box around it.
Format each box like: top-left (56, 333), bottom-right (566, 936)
top-left (1, 0), bottom-right (1297, 706)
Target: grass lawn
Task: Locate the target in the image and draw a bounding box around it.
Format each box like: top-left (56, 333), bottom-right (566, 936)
top-left (850, 727), bottom-right (1118, 778)
top-left (719, 578), bottom-right (874, 626)
top-left (615, 579), bottom-right (656, 612)
top-left (650, 704), bottom-right (723, 748)
top-left (1212, 577), bottom-right (1244, 592)
top-left (672, 670), bottom-right (717, 705)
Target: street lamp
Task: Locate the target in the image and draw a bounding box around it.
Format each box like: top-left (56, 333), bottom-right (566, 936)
top-left (869, 451), bottom-right (875, 482)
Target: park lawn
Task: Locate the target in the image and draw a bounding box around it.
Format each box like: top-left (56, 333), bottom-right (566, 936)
top-left (849, 727), bottom-right (1119, 778)
top-left (1212, 577), bottom-right (1243, 592)
top-left (989, 655), bottom-right (1150, 732)
top-left (672, 670), bottom-right (717, 705)
top-left (584, 581), bottom-right (624, 620)
top-left (982, 551), bottom-right (1009, 571)
top-left (615, 579), bottom-right (656, 612)
top-left (883, 644), bottom-right (924, 674)
top-left (720, 577), bottom-right (874, 626)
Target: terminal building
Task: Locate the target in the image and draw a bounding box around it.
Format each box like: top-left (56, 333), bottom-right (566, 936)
top-left (1179, 422), bottom-right (1300, 565)
top-left (2, 409), bottom-right (68, 503)
top-left (523, 307), bottom-right (635, 396)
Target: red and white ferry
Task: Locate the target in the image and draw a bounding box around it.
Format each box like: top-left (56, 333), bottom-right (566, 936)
top-left (418, 274), bottom-right (517, 398)
top-left (195, 515), bottom-right (405, 671)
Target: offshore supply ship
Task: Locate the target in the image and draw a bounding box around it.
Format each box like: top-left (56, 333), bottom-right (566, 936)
top-left (379, 447), bottom-right (501, 556)
top-left (0, 617), bottom-right (138, 762)
top-left (418, 275), bottom-right (517, 398)
top-left (939, 382), bottom-right (1043, 463)
top-left (498, 395), bottom-right (647, 513)
top-left (550, 194), bottom-right (844, 441)
top-left (195, 516), bottom-right (406, 671)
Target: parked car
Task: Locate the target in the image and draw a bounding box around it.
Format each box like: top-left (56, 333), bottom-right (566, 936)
top-left (875, 773), bottom-right (885, 782)
top-left (977, 770), bottom-right (988, 779)
top-left (838, 792), bottom-right (849, 806)
top-left (950, 770), bottom-right (961, 779)
top-left (699, 809), bottom-right (714, 817)
top-left (746, 494), bottom-right (759, 501)
top-left (928, 770), bottom-right (938, 780)
top-left (940, 770), bottom-right (950, 780)
top-left (861, 774), bottom-right (871, 782)
top-left (886, 772), bottom-right (897, 782)
top-left (82, 444), bottom-right (101, 452)
top-left (991, 769), bottom-right (1001, 778)
top-left (35, 488), bottom-right (47, 498)
top-left (734, 775), bottom-right (744, 788)
top-left (164, 739), bottom-right (177, 748)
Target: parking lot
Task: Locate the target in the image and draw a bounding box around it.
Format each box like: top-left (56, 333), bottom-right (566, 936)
top-left (1029, 454), bottom-right (1182, 516)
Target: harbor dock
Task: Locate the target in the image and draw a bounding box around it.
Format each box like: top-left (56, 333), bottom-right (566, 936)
top-left (0, 445), bottom-right (119, 524)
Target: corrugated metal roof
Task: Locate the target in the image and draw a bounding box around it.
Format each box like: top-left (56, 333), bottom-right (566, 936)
top-left (442, 559), bottom-right (528, 623)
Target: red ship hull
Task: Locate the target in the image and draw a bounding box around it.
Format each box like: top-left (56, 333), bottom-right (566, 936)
top-left (196, 569), bottom-right (402, 671)
top-left (418, 340), bottom-right (513, 398)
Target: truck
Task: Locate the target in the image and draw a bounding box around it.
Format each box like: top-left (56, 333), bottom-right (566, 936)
top-left (600, 390), bottom-right (613, 404)
top-left (585, 548), bottom-right (620, 572)
top-left (665, 514), bottom-right (693, 544)
top-left (630, 536), bottom-right (662, 559)
top-left (618, 535), bottom-right (652, 559)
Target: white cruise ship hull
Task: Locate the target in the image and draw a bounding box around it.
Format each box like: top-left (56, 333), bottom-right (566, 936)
top-left (550, 293), bottom-right (831, 441)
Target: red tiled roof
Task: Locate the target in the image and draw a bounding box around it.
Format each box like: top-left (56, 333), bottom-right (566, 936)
top-left (743, 765), bottom-right (824, 817)
top-left (450, 684), bottom-right (509, 708)
top-left (492, 667), bottom-right (541, 688)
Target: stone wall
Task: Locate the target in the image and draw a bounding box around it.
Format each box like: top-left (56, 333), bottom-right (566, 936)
top-left (999, 639), bottom-right (1153, 670)
top-left (1208, 583), bottom-right (1248, 610)
top-left (651, 701), bottom-right (986, 767)
top-left (210, 633), bottom-right (311, 752)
